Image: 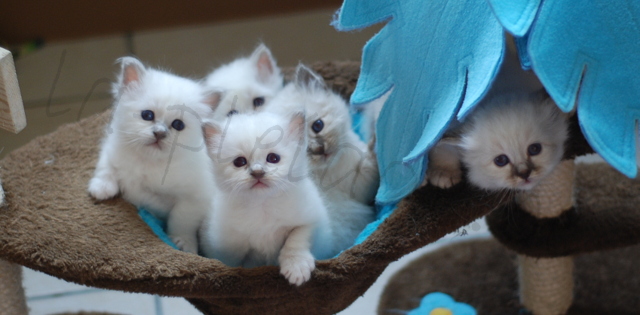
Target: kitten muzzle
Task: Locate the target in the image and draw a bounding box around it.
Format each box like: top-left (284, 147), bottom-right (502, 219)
top-left (152, 124), bottom-right (168, 141)
top-left (250, 164), bottom-right (266, 179)
top-left (513, 163), bottom-right (532, 180)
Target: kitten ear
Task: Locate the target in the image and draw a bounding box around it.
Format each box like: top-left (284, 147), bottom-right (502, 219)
top-left (287, 111), bottom-right (306, 144)
top-left (250, 43), bottom-right (278, 84)
top-left (439, 136), bottom-right (463, 147)
top-left (116, 57), bottom-right (146, 89)
top-left (294, 64), bottom-right (326, 91)
top-left (202, 120), bottom-right (223, 152)
top-left (202, 89), bottom-right (224, 112)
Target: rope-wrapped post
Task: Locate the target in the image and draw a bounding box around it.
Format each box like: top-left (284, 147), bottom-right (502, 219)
top-left (0, 259), bottom-right (28, 315)
top-left (515, 159), bottom-right (575, 315)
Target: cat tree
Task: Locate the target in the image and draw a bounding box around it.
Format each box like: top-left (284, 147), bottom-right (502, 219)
top-left (0, 47), bottom-right (28, 315)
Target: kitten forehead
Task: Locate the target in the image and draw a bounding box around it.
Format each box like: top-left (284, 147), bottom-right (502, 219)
top-left (220, 112), bottom-right (290, 152)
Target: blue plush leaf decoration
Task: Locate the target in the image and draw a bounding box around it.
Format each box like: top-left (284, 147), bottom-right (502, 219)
top-left (335, 0), bottom-right (504, 203)
top-left (491, 0), bottom-right (640, 178)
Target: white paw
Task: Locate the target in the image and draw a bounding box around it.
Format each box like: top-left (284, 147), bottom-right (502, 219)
top-left (171, 235), bottom-right (198, 254)
top-left (427, 167), bottom-right (462, 189)
top-left (278, 249), bottom-right (315, 286)
top-left (88, 177), bottom-right (119, 200)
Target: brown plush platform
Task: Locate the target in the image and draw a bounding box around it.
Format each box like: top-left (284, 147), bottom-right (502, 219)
top-left (378, 239), bottom-right (640, 314)
top-left (487, 162), bottom-right (640, 258)
top-left (0, 61), bottom-right (633, 314)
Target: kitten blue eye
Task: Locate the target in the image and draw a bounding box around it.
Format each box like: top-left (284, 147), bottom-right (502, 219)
top-left (528, 143), bottom-right (542, 156)
top-left (227, 110), bottom-right (238, 117)
top-left (141, 110), bottom-right (154, 121)
top-left (266, 153), bottom-right (280, 164)
top-left (253, 97), bottom-right (265, 107)
top-left (171, 119), bottom-right (185, 131)
top-left (494, 154), bottom-right (509, 167)
top-left (233, 157), bottom-right (247, 167)
top-left (312, 119), bottom-right (324, 133)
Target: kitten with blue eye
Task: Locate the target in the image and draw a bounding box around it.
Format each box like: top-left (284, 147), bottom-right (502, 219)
top-left (88, 57), bottom-right (220, 253)
top-left (199, 111), bottom-right (333, 286)
top-left (203, 44), bottom-right (283, 120)
top-left (426, 90), bottom-right (568, 190)
top-left (266, 64), bottom-right (378, 253)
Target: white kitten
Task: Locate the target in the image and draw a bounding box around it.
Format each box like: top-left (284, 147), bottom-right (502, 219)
top-left (199, 111), bottom-right (333, 286)
top-left (427, 91), bottom-right (568, 191)
top-left (203, 44), bottom-right (283, 120)
top-left (88, 57), bottom-right (219, 253)
top-left (266, 65), bottom-right (378, 253)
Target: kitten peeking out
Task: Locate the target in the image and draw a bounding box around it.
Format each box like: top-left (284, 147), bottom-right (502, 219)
top-left (426, 90), bottom-right (568, 191)
top-left (199, 111), bottom-right (333, 286)
top-left (203, 44), bottom-right (283, 120)
top-left (88, 57), bottom-right (220, 253)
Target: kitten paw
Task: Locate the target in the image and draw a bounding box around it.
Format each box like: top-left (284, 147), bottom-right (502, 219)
top-left (171, 236), bottom-right (198, 254)
top-left (88, 177), bottom-right (119, 200)
top-left (278, 250), bottom-right (315, 286)
top-left (427, 167), bottom-right (462, 189)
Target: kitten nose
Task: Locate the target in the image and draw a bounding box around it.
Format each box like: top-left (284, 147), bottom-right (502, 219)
top-left (153, 125), bottom-right (168, 140)
top-left (308, 139), bottom-right (325, 155)
top-left (515, 164), bottom-right (532, 180)
top-left (153, 131), bottom-right (167, 140)
top-left (250, 164), bottom-right (265, 179)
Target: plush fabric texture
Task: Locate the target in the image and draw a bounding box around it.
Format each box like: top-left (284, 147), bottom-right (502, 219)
top-left (334, 0), bottom-right (505, 204)
top-left (378, 239), bottom-right (640, 315)
top-left (487, 162), bottom-right (640, 258)
top-left (0, 61), bottom-right (507, 315)
top-left (491, 0), bottom-right (640, 178)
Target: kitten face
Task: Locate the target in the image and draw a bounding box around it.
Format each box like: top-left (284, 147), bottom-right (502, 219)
top-left (112, 58), bottom-right (214, 159)
top-left (203, 111), bottom-right (306, 197)
top-left (461, 93), bottom-right (567, 190)
top-left (204, 44), bottom-right (283, 120)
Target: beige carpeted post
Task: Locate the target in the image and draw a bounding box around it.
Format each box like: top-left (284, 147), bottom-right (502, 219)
top-left (0, 259), bottom-right (29, 315)
top-left (515, 160), bottom-right (575, 315)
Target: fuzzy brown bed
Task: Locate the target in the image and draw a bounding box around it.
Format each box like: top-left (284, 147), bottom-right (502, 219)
top-left (0, 61), bottom-right (630, 314)
top-left (378, 239), bottom-right (640, 314)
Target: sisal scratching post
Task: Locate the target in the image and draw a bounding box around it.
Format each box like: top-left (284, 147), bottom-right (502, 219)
top-left (0, 259), bottom-right (28, 315)
top-left (516, 160), bottom-right (575, 314)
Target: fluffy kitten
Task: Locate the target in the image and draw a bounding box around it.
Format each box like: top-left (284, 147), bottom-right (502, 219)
top-left (203, 44), bottom-right (283, 120)
top-left (88, 57), bottom-right (219, 253)
top-left (266, 64), bottom-right (378, 253)
top-left (427, 91), bottom-right (568, 190)
top-left (199, 111), bottom-right (333, 286)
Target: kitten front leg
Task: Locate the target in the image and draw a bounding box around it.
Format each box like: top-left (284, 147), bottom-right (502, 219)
top-left (167, 198), bottom-right (208, 254)
top-left (425, 141), bottom-right (462, 189)
top-left (88, 145), bottom-right (119, 200)
top-left (278, 225), bottom-right (315, 286)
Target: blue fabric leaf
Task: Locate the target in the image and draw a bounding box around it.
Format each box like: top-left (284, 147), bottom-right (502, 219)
top-left (336, 0), bottom-right (504, 203)
top-left (528, 0), bottom-right (640, 178)
top-left (486, 0), bottom-right (542, 37)
top-left (491, 0), bottom-right (640, 178)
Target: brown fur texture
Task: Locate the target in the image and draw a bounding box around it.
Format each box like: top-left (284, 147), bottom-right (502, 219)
top-left (379, 239), bottom-right (640, 315)
top-left (0, 61), bottom-right (633, 314)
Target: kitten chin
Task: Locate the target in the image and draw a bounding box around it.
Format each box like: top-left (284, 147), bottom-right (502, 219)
top-left (203, 43), bottom-right (283, 121)
top-left (427, 91), bottom-right (568, 191)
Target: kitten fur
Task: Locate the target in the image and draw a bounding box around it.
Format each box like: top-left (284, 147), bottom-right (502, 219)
top-left (199, 111), bottom-right (333, 286)
top-left (203, 44), bottom-right (283, 120)
top-left (265, 64), bottom-right (378, 253)
top-left (427, 91), bottom-right (568, 191)
top-left (88, 57), bottom-right (219, 253)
